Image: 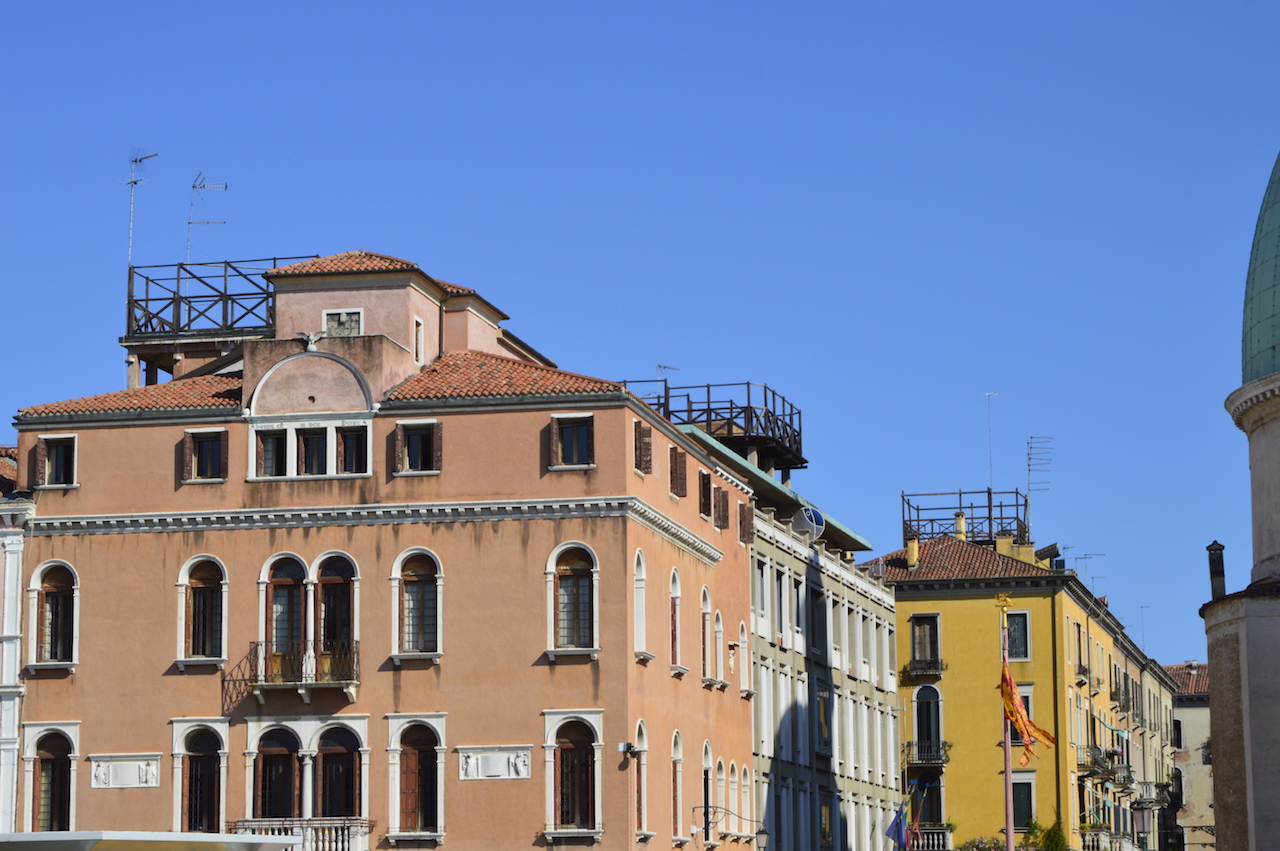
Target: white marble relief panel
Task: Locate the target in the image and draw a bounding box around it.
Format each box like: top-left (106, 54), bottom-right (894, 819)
top-left (456, 745), bottom-right (532, 780)
top-left (89, 753), bottom-right (162, 788)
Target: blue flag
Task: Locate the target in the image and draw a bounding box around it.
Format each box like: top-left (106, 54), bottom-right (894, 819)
top-left (885, 799), bottom-right (908, 851)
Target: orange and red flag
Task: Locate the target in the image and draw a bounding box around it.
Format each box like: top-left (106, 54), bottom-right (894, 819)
top-left (1000, 658), bottom-right (1056, 766)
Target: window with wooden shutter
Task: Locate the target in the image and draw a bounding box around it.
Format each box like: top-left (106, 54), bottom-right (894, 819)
top-left (699, 472), bottom-right (712, 517)
top-left (39, 566), bottom-right (74, 663)
top-left (553, 417), bottom-right (593, 466)
top-left (182, 433), bottom-right (194, 481)
top-left (34, 732), bottom-right (71, 831)
top-left (256, 729), bottom-right (301, 818)
top-left (184, 729), bottom-right (221, 832)
top-left (36, 437), bottom-right (75, 486)
top-left (713, 488), bottom-right (729, 529)
top-left (34, 438), bottom-right (47, 487)
top-left (738, 502), bottom-right (754, 544)
top-left (556, 722), bottom-right (595, 828)
top-left (317, 727), bottom-right (360, 817)
top-left (634, 422), bottom-right (653, 473)
top-left (399, 423), bottom-right (440, 473)
top-left (669, 448), bottom-right (687, 497)
top-left (400, 724), bottom-right (439, 831)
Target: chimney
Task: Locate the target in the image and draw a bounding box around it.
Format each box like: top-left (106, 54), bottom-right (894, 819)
top-left (954, 511), bottom-right (967, 541)
top-left (906, 537), bottom-right (920, 569)
top-left (1207, 540), bottom-right (1226, 601)
top-left (995, 532), bottom-right (1014, 557)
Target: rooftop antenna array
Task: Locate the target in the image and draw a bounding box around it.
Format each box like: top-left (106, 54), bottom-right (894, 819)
top-left (126, 149), bottom-right (158, 267)
top-left (186, 172), bottom-right (228, 262)
top-left (985, 392), bottom-right (998, 489)
top-left (1026, 436), bottom-right (1052, 539)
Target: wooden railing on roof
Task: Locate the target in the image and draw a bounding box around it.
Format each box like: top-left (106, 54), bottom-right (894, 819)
top-left (125, 257), bottom-right (317, 340)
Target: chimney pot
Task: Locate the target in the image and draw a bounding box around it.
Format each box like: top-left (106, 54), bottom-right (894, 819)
top-left (1208, 540), bottom-right (1226, 601)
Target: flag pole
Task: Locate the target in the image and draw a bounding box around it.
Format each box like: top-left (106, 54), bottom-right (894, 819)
top-left (999, 594), bottom-right (1015, 851)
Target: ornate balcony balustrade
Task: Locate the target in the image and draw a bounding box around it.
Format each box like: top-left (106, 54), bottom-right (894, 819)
top-left (904, 740), bottom-right (951, 765)
top-left (247, 640), bottom-right (359, 703)
top-left (232, 818), bottom-right (371, 851)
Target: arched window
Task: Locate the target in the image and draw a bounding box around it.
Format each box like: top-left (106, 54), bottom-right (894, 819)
top-left (701, 743), bottom-right (713, 840)
top-left (634, 721), bottom-right (648, 833)
top-left (634, 551), bottom-right (646, 656)
top-left (555, 548), bottom-right (593, 649)
top-left (39, 566), bottom-right (75, 663)
top-left (401, 554), bottom-right (439, 654)
top-left (187, 561), bottom-right (224, 659)
top-left (183, 729), bottom-right (221, 832)
top-left (318, 557), bottom-right (356, 682)
top-left (728, 762), bottom-right (738, 835)
top-left (400, 725), bottom-right (439, 832)
top-left (915, 686), bottom-right (942, 763)
top-left (33, 732), bottom-right (71, 831)
top-left (670, 571), bottom-right (682, 669)
top-left (715, 760), bottom-right (726, 840)
top-left (714, 611), bottom-right (725, 681)
top-left (255, 729), bottom-right (300, 818)
top-left (267, 559), bottom-right (306, 682)
top-left (738, 622), bottom-right (750, 692)
top-left (317, 727), bottom-right (360, 817)
top-left (556, 721), bottom-right (594, 828)
top-left (700, 588), bottom-right (712, 679)
top-left (739, 766), bottom-right (751, 832)
top-left (670, 731), bottom-right (683, 839)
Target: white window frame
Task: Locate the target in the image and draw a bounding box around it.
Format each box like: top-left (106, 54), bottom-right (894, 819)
top-left (35, 433), bottom-right (78, 490)
top-left (322, 307), bottom-right (365, 337)
top-left (22, 721), bottom-right (79, 832)
top-left (27, 560), bottom-right (79, 671)
top-left (670, 569), bottom-right (685, 677)
top-left (175, 555), bottom-right (230, 671)
top-left (243, 715), bottom-right (371, 821)
top-left (548, 413), bottom-right (597, 471)
top-left (544, 542), bottom-right (600, 661)
top-left (386, 712), bottom-right (446, 842)
top-left (1012, 769), bottom-right (1036, 831)
top-left (413, 316), bottom-right (425, 365)
top-left (247, 413), bottom-right (375, 482)
top-left (635, 720), bottom-right (652, 840)
top-left (170, 717), bottom-right (230, 831)
top-left (390, 548), bottom-right (443, 664)
top-left (393, 418), bottom-right (442, 478)
top-left (183, 427), bottom-right (229, 484)
top-left (542, 708), bottom-right (604, 838)
top-left (1007, 610), bottom-right (1031, 661)
top-left (634, 550), bottom-right (652, 663)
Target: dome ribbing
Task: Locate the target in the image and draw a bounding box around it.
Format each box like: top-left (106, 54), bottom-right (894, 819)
top-left (1243, 149), bottom-right (1280, 384)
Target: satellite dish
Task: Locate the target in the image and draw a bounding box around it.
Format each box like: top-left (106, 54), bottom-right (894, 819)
top-left (792, 507), bottom-right (825, 543)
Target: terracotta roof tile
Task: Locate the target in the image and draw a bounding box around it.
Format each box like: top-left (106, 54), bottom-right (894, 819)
top-left (1164, 662), bottom-right (1210, 694)
top-left (863, 535), bottom-right (1052, 581)
top-left (389, 351), bottom-right (621, 401)
top-left (267, 251), bottom-right (475, 295)
top-left (0, 448), bottom-right (14, 495)
top-left (19, 374), bottom-right (242, 417)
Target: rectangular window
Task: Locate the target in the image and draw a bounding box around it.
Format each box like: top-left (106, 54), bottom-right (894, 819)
top-left (555, 418), bottom-right (593, 466)
top-left (397, 423), bottom-right (442, 473)
top-left (338, 427), bottom-right (367, 474)
top-left (414, 318), bottom-right (424, 363)
top-left (1008, 612), bottom-right (1030, 660)
top-left (816, 681), bottom-right (833, 756)
top-left (713, 487), bottom-right (729, 529)
top-left (258, 431), bottom-right (286, 477)
top-left (194, 434), bottom-right (223, 479)
top-left (299, 430), bottom-right (327, 476)
top-left (1013, 777), bottom-right (1033, 830)
top-left (669, 448), bottom-right (687, 496)
top-left (324, 310), bottom-right (362, 337)
top-left (1010, 694), bottom-right (1031, 744)
top-left (911, 615), bottom-right (940, 664)
top-left (36, 437), bottom-right (76, 487)
top-left (1173, 719), bottom-right (1183, 749)
top-left (402, 580), bottom-right (438, 653)
top-left (819, 795), bottom-right (835, 851)
top-left (557, 573), bottom-right (593, 648)
top-left (189, 584), bottom-right (222, 658)
top-left (699, 471), bottom-right (712, 517)
top-left (809, 589), bottom-right (827, 660)
top-left (634, 421), bottom-right (652, 473)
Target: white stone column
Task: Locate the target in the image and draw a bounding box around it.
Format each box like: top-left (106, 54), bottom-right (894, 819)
top-left (0, 503), bottom-right (31, 834)
top-left (300, 751), bottom-right (315, 818)
top-left (243, 752), bottom-right (255, 819)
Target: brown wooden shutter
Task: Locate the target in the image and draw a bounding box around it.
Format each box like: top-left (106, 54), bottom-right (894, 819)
top-left (554, 745), bottom-right (564, 827)
top-left (634, 421), bottom-right (642, 470)
top-left (253, 753), bottom-right (263, 817)
top-left (255, 432), bottom-right (265, 477)
top-left (335, 429), bottom-right (346, 473)
top-left (182, 433), bottom-right (194, 481)
top-left (400, 747), bottom-right (420, 829)
top-left (394, 424), bottom-right (406, 472)
top-left (739, 502), bottom-right (754, 544)
top-left (432, 422), bottom-right (443, 472)
top-left (700, 473), bottom-right (712, 517)
top-left (549, 418), bottom-right (561, 467)
top-left (671, 449), bottom-right (688, 497)
top-left (219, 429), bottom-right (229, 478)
top-left (585, 418), bottom-right (595, 464)
top-left (637, 423), bottom-right (653, 473)
top-left (296, 431), bottom-right (306, 474)
top-left (715, 488), bottom-right (729, 529)
top-left (34, 438), bottom-right (47, 487)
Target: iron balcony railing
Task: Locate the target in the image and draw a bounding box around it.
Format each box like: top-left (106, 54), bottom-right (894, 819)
top-left (232, 818), bottom-right (371, 851)
top-left (1111, 690), bottom-right (1131, 713)
top-left (249, 640), bottom-right (359, 686)
top-left (901, 489), bottom-right (1030, 545)
top-left (907, 658), bottom-right (946, 676)
top-left (904, 740), bottom-right (951, 765)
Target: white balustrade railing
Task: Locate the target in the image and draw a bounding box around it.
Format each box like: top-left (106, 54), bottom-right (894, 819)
top-left (233, 818), bottom-right (371, 851)
top-left (913, 826), bottom-right (952, 850)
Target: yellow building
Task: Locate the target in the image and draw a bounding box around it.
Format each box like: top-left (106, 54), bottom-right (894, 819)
top-left (862, 492), bottom-right (1177, 851)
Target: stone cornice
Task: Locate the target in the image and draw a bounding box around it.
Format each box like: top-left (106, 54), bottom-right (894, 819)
top-left (1225, 372), bottom-right (1280, 430)
top-left (28, 496), bottom-right (724, 565)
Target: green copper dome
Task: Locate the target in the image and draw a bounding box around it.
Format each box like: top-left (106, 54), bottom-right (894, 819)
top-left (1244, 149), bottom-right (1280, 384)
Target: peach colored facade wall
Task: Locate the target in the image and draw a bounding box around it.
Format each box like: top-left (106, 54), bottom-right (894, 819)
top-left (441, 308), bottom-right (508, 359)
top-left (273, 280), bottom-right (441, 361)
top-left (15, 402), bottom-right (751, 847)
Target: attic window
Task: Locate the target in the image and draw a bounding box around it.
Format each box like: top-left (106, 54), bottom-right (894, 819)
top-left (324, 310), bottom-right (363, 337)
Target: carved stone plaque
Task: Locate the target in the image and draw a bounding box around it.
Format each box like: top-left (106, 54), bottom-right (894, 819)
top-left (89, 754), bottom-right (162, 788)
top-left (456, 745), bottom-right (532, 780)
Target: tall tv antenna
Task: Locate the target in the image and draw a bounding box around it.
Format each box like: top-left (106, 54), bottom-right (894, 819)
top-left (1026, 436), bottom-right (1052, 539)
top-left (984, 392), bottom-right (998, 488)
top-left (126, 149), bottom-right (158, 267)
top-left (185, 172), bottom-right (228, 262)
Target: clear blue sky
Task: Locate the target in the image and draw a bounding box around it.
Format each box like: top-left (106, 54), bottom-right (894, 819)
top-left (3, 2), bottom-right (1272, 666)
